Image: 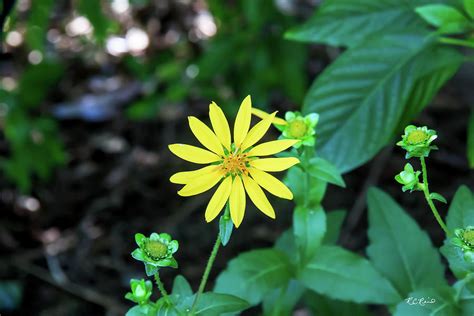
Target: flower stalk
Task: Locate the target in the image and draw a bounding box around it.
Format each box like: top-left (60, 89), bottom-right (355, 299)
top-left (154, 272), bottom-right (171, 305)
top-left (420, 156), bottom-right (449, 235)
top-left (191, 233), bottom-right (222, 314)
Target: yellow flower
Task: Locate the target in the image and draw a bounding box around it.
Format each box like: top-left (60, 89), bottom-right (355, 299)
top-left (169, 96), bottom-right (299, 228)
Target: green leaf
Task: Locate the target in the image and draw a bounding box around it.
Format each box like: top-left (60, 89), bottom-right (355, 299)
top-left (262, 280), bottom-right (305, 316)
top-left (172, 275), bottom-right (193, 297)
top-left (323, 210), bottom-right (346, 244)
top-left (415, 4), bottom-right (470, 34)
top-left (285, 166), bottom-right (327, 207)
top-left (367, 188), bottom-right (447, 298)
top-left (303, 30), bottom-right (462, 172)
top-left (192, 292), bottom-right (250, 315)
top-left (465, 0), bottom-right (474, 19)
top-left (0, 281), bottom-right (22, 311)
top-left (274, 229), bottom-right (297, 262)
top-left (430, 192), bottom-right (447, 203)
top-left (285, 0), bottom-right (432, 47)
top-left (298, 245), bottom-right (401, 304)
top-left (25, 0), bottom-right (55, 52)
top-left (446, 186), bottom-right (474, 231)
top-left (219, 205), bottom-right (233, 246)
top-left (293, 206), bottom-right (326, 264)
top-left (307, 157), bottom-right (346, 187)
top-left (77, 0), bottom-right (115, 43)
top-left (304, 291), bottom-right (372, 316)
top-left (468, 110), bottom-right (474, 169)
top-left (440, 241), bottom-right (474, 279)
top-left (393, 287), bottom-right (459, 316)
top-left (214, 249), bottom-right (292, 305)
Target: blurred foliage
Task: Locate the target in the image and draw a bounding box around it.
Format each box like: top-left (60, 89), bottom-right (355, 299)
top-left (1, 0), bottom-right (307, 191)
top-left (0, 281), bottom-right (22, 311)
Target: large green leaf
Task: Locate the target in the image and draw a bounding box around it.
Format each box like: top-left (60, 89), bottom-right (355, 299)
top-left (367, 188), bottom-right (446, 298)
top-left (192, 293), bottom-right (250, 316)
top-left (446, 186), bottom-right (474, 231)
top-left (298, 245), bottom-right (401, 304)
top-left (393, 287), bottom-right (459, 316)
top-left (323, 210), bottom-right (346, 244)
top-left (304, 291), bottom-right (372, 316)
top-left (285, 0), bottom-right (435, 47)
top-left (302, 31), bottom-right (462, 172)
top-left (214, 249), bottom-right (292, 305)
top-left (285, 166), bottom-right (327, 208)
top-left (262, 280), bottom-right (305, 316)
top-left (293, 206), bottom-right (326, 264)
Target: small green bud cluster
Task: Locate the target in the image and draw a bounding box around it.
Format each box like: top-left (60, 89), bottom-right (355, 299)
top-left (132, 233), bottom-right (179, 276)
top-left (396, 125), bottom-right (438, 159)
top-left (125, 279), bottom-right (153, 305)
top-left (452, 226), bottom-right (474, 263)
top-left (395, 163), bottom-right (422, 192)
top-left (277, 112), bottom-right (319, 148)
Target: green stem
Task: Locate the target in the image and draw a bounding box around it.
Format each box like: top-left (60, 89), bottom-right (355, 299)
top-left (190, 233), bottom-right (222, 314)
top-left (154, 272), bottom-right (171, 304)
top-left (420, 156), bottom-right (449, 235)
top-left (439, 37), bottom-right (474, 49)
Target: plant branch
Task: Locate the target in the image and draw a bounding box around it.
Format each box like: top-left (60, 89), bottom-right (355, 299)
top-left (420, 156), bottom-right (449, 235)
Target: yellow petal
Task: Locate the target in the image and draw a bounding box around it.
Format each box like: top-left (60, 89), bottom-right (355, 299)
top-left (209, 102), bottom-right (231, 150)
top-left (188, 116), bottom-right (225, 156)
top-left (170, 165), bottom-right (220, 184)
top-left (250, 157), bottom-right (299, 172)
top-left (178, 168), bottom-right (223, 196)
top-left (205, 176), bottom-right (232, 222)
top-left (242, 174), bottom-right (275, 219)
top-left (251, 108), bottom-right (287, 126)
top-left (247, 139), bottom-right (300, 157)
top-left (233, 95), bottom-right (252, 148)
top-left (249, 168), bottom-right (293, 200)
top-left (240, 111), bottom-right (277, 150)
top-left (169, 144), bottom-right (221, 164)
top-left (229, 176), bottom-right (246, 228)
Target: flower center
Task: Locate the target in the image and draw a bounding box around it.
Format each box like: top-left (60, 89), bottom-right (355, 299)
top-left (462, 230), bottom-right (474, 247)
top-left (143, 240), bottom-right (168, 260)
top-left (288, 120), bottom-right (308, 138)
top-left (407, 130), bottom-right (428, 145)
top-left (221, 150), bottom-right (249, 176)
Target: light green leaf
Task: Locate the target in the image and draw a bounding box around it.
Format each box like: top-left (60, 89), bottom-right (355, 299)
top-left (262, 280), bottom-right (305, 316)
top-left (219, 205), bottom-right (233, 246)
top-left (285, 0), bottom-right (432, 47)
top-left (303, 30), bottom-right (462, 172)
top-left (171, 275), bottom-right (193, 297)
top-left (294, 206), bottom-right (326, 264)
top-left (192, 292), bottom-right (250, 316)
top-left (446, 186), bottom-right (474, 231)
top-left (468, 110), bottom-right (474, 169)
top-left (214, 249), bottom-right (292, 305)
top-left (393, 287), bottom-right (459, 316)
top-left (465, 0), bottom-right (474, 19)
top-left (304, 291), bottom-right (372, 316)
top-left (430, 192), bottom-right (447, 204)
top-left (415, 4), bottom-right (470, 34)
top-left (25, 0), bottom-right (55, 52)
top-left (307, 157), bottom-right (346, 187)
top-left (323, 210), bottom-right (346, 245)
top-left (367, 188), bottom-right (446, 298)
top-left (298, 245), bottom-right (401, 304)
top-left (77, 0), bottom-right (115, 43)
top-left (285, 166), bottom-right (327, 208)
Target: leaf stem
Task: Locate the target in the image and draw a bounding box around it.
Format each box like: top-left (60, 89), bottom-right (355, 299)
top-left (154, 272), bottom-right (171, 304)
top-left (190, 232), bottom-right (222, 314)
top-left (439, 37), bottom-right (474, 49)
top-left (420, 156), bottom-right (449, 235)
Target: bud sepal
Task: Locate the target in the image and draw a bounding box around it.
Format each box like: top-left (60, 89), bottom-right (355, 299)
top-left (132, 233), bottom-right (179, 276)
top-left (395, 163), bottom-right (422, 192)
top-left (396, 125), bottom-right (438, 158)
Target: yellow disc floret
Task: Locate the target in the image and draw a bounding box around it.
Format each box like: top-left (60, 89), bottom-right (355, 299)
top-left (288, 120), bottom-right (308, 138)
top-left (143, 240), bottom-right (168, 260)
top-left (462, 230), bottom-right (474, 247)
top-left (222, 151), bottom-right (250, 177)
top-left (407, 130), bottom-right (429, 145)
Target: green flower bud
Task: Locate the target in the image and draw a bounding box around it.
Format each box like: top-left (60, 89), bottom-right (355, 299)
top-left (452, 226), bottom-right (474, 263)
top-left (394, 163), bottom-right (422, 192)
top-left (278, 111), bottom-right (319, 148)
top-left (132, 233), bottom-right (179, 276)
top-left (396, 125), bottom-right (438, 158)
top-left (125, 279), bottom-right (153, 305)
